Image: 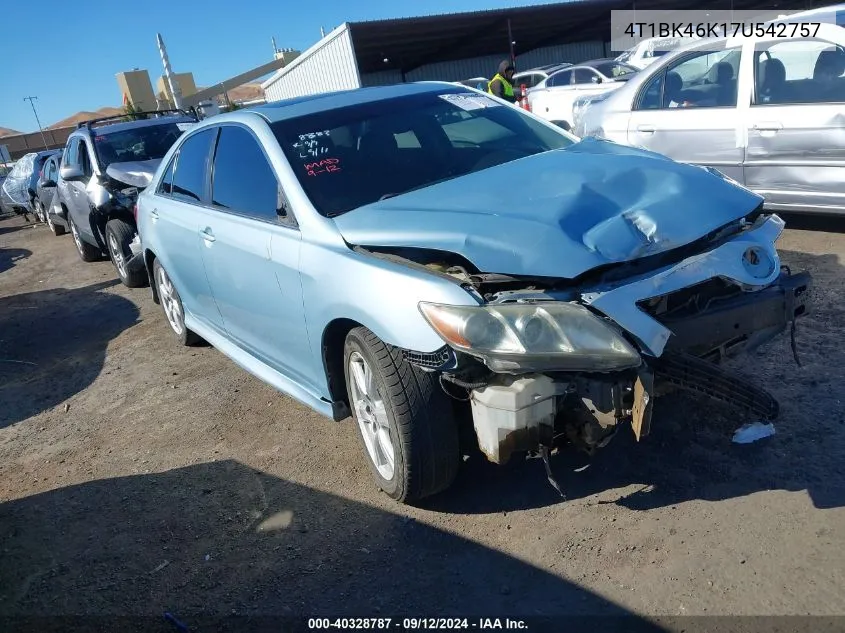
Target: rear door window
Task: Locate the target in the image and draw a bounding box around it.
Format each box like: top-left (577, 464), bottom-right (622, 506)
top-left (170, 129), bottom-right (215, 204)
top-left (573, 68), bottom-right (599, 84)
top-left (211, 126), bottom-right (282, 222)
top-left (547, 70), bottom-right (573, 87)
top-left (754, 39), bottom-right (845, 104)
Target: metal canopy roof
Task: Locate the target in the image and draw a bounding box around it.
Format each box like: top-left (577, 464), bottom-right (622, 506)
top-left (348, 0), bottom-right (822, 75)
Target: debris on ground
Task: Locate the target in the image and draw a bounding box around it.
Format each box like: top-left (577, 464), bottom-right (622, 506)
top-left (732, 422), bottom-right (776, 444)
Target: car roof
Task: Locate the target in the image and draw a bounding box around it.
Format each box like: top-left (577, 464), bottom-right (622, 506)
top-left (578, 58), bottom-right (623, 68)
top-left (534, 62), bottom-right (573, 72)
top-left (247, 82), bottom-right (466, 124)
top-left (71, 115), bottom-right (196, 138)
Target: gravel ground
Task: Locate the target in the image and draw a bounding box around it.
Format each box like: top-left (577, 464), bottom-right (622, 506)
top-left (1, 214), bottom-right (844, 626)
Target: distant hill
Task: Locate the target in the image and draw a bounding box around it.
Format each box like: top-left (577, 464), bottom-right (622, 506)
top-left (0, 127), bottom-right (22, 138)
top-left (47, 106), bottom-right (123, 130)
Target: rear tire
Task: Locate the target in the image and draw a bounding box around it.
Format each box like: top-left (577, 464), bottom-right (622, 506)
top-left (343, 326), bottom-right (459, 503)
top-left (106, 219), bottom-right (147, 287)
top-left (152, 259), bottom-right (202, 346)
top-left (68, 215), bottom-right (101, 262)
top-left (33, 200), bottom-right (45, 223)
top-left (46, 208), bottom-right (66, 236)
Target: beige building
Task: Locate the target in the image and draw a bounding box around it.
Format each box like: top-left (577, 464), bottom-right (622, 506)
top-left (156, 72), bottom-right (198, 105)
top-left (115, 69), bottom-right (158, 112)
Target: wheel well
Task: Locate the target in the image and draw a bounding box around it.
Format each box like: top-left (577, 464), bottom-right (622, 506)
top-left (322, 318), bottom-right (361, 419)
top-left (145, 250), bottom-right (159, 303)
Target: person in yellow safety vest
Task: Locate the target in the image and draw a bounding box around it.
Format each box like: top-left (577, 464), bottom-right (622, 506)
top-left (487, 60), bottom-right (516, 103)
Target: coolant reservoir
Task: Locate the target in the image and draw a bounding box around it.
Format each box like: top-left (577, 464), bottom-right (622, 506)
top-left (470, 374), bottom-right (565, 464)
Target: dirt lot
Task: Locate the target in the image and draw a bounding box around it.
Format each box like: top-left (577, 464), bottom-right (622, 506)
top-left (1, 213), bottom-right (844, 625)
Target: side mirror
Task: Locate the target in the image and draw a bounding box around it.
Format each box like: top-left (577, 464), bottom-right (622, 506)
top-left (60, 164), bottom-right (84, 182)
top-left (41, 179), bottom-right (57, 188)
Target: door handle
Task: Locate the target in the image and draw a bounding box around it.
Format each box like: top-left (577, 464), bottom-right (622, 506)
top-left (150, 209), bottom-right (159, 222)
top-left (199, 227), bottom-right (216, 243)
top-left (752, 122), bottom-right (783, 132)
top-left (637, 124), bottom-right (656, 133)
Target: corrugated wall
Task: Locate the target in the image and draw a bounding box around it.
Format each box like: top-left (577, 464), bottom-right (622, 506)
top-left (360, 69), bottom-right (404, 87)
top-left (360, 41), bottom-right (607, 87)
top-left (263, 26), bottom-right (361, 102)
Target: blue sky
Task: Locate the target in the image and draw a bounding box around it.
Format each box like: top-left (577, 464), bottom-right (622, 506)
top-left (1, 0), bottom-right (556, 133)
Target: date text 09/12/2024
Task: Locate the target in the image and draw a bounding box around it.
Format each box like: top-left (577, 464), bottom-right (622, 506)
top-left (308, 618), bottom-right (528, 630)
top-left (624, 21), bottom-right (821, 39)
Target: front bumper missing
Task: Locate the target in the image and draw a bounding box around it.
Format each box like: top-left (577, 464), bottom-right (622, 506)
top-left (582, 215), bottom-right (789, 357)
top-left (465, 216), bottom-right (811, 464)
top-left (660, 271), bottom-right (810, 356)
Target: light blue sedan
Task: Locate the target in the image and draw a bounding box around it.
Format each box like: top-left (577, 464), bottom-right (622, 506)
top-left (138, 82), bottom-right (810, 503)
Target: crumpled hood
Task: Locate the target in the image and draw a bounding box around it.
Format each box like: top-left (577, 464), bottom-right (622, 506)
top-left (105, 158), bottom-right (162, 188)
top-left (334, 138), bottom-right (764, 279)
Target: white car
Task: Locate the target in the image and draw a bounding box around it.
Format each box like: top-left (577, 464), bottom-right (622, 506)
top-left (526, 59), bottom-right (639, 129)
top-left (575, 20), bottom-right (845, 215)
top-left (615, 36), bottom-right (697, 70)
top-left (512, 62), bottom-right (573, 91)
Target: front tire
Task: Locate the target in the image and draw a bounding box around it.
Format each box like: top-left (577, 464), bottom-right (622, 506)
top-left (152, 259), bottom-right (202, 346)
top-left (343, 327), bottom-right (459, 503)
top-left (106, 219), bottom-right (147, 287)
top-left (68, 215), bottom-right (101, 262)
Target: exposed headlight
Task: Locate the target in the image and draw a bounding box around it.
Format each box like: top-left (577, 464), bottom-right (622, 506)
top-left (419, 302), bottom-right (641, 372)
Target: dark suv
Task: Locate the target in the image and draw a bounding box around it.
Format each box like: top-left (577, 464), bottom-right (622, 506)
top-left (56, 111), bottom-right (196, 286)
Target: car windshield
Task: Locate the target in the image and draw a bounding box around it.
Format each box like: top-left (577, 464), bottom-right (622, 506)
top-left (594, 61), bottom-right (638, 78)
top-left (94, 123), bottom-right (185, 169)
top-left (272, 89), bottom-right (575, 217)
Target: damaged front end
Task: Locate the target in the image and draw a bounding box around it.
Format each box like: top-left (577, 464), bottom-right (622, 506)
top-left (86, 160), bottom-right (160, 270)
top-left (394, 213), bottom-right (810, 467)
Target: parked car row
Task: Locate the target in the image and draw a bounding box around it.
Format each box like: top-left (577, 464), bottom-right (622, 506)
top-left (37, 110), bottom-right (197, 285)
top-left (0, 149), bottom-right (62, 222)
top-left (456, 61), bottom-right (573, 99)
top-left (525, 58), bottom-right (640, 129)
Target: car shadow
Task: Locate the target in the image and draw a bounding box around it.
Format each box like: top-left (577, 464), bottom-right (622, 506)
top-left (0, 460), bottom-right (668, 631)
top-left (427, 247), bottom-right (845, 515)
top-left (0, 280), bottom-right (139, 429)
top-left (0, 248), bottom-right (31, 274)
top-left (0, 216), bottom-right (33, 236)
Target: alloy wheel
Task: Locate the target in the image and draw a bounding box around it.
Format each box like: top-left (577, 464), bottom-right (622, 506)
top-left (348, 351), bottom-right (395, 480)
top-left (156, 266), bottom-right (184, 336)
top-left (108, 232), bottom-right (127, 279)
top-left (70, 220), bottom-right (84, 253)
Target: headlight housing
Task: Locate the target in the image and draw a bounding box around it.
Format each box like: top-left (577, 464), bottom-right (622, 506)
top-left (419, 301), bottom-right (641, 373)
